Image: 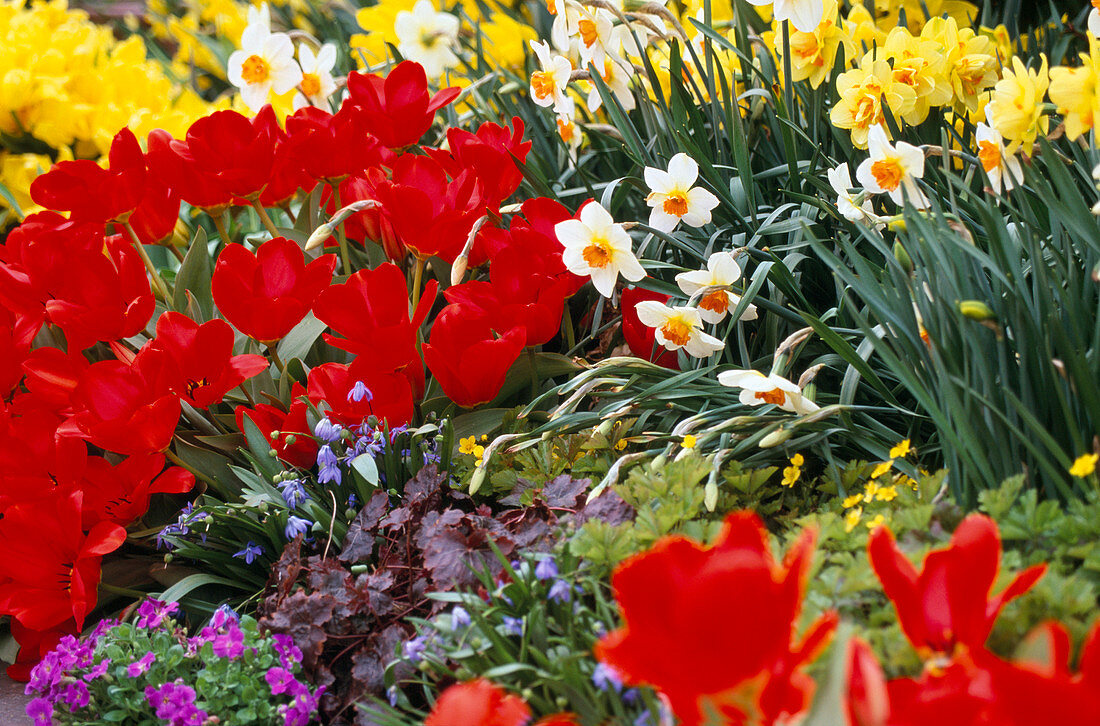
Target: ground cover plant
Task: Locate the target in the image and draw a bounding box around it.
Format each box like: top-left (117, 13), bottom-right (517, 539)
top-left (2, 0), bottom-right (1100, 724)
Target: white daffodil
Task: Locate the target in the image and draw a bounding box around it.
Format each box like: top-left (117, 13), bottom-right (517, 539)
top-left (293, 43), bottom-right (338, 110)
top-left (827, 162), bottom-right (878, 223)
top-left (675, 251), bottom-right (758, 325)
top-left (394, 0), bottom-right (460, 79)
top-left (745, 0), bottom-right (824, 33)
top-left (634, 301), bottom-right (726, 358)
top-left (717, 369), bottom-right (820, 415)
top-left (856, 125), bottom-right (929, 209)
top-left (644, 153), bottom-right (720, 232)
top-left (975, 106), bottom-right (1023, 194)
top-left (587, 55), bottom-right (636, 113)
top-left (1091, 6), bottom-right (1100, 39)
top-left (574, 7), bottom-right (616, 69)
top-left (556, 113), bottom-right (582, 161)
top-left (556, 201), bottom-right (646, 297)
top-left (550, 0), bottom-right (583, 52)
top-left (530, 40), bottom-right (575, 116)
top-left (227, 13), bottom-right (303, 112)
top-left (247, 2), bottom-right (270, 33)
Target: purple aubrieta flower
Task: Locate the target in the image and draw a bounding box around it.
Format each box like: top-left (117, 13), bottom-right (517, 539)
top-left (592, 662), bottom-right (624, 693)
top-left (233, 541), bottom-right (265, 564)
top-left (450, 606), bottom-right (471, 631)
top-left (135, 598), bottom-right (180, 629)
top-left (26, 696), bottom-right (52, 726)
top-left (62, 680), bottom-right (90, 710)
top-left (83, 658), bottom-right (110, 682)
top-left (502, 616), bottom-right (524, 636)
top-left (212, 624), bottom-right (245, 659)
top-left (278, 479), bottom-right (310, 508)
top-left (313, 417), bottom-right (341, 443)
top-left (285, 515), bottom-right (312, 541)
top-left (348, 381), bottom-right (373, 403)
top-left (265, 666), bottom-right (295, 695)
top-left (277, 685), bottom-right (323, 726)
top-left (212, 604), bottom-right (239, 627)
top-left (534, 557), bottom-right (559, 581)
top-left (272, 634), bottom-right (303, 668)
top-left (127, 651), bottom-right (156, 678)
top-left (145, 681), bottom-right (207, 726)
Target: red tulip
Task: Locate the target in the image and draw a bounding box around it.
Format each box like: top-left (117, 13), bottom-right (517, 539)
top-left (426, 117), bottom-right (532, 212)
top-left (868, 514), bottom-right (1047, 660)
top-left (312, 262), bottom-right (435, 373)
top-left (235, 392), bottom-right (317, 469)
top-left (286, 105), bottom-right (392, 183)
top-left (423, 304), bottom-right (527, 408)
top-left (20, 346), bottom-right (89, 411)
top-left (320, 174), bottom-right (388, 252)
top-left (0, 212), bottom-right (104, 316)
top-left (128, 172), bottom-right (181, 246)
top-left (344, 61), bottom-right (460, 149)
top-left (6, 619), bottom-right (76, 682)
top-left (44, 234), bottom-right (155, 351)
top-left (0, 308), bottom-right (41, 397)
top-left (596, 511), bottom-right (837, 726)
top-left (259, 120), bottom-right (314, 208)
top-left (0, 491), bottom-right (126, 631)
top-left (370, 155), bottom-right (485, 262)
top-left (29, 127), bottom-right (145, 223)
top-left (142, 313), bottom-right (268, 409)
top-left (620, 287), bottom-right (680, 370)
top-left (305, 361), bottom-right (414, 430)
top-left (61, 358), bottom-right (181, 456)
top-left (479, 198), bottom-right (586, 294)
top-left (0, 398), bottom-right (87, 495)
top-left (147, 129), bottom-right (233, 211)
top-left (425, 679), bottom-right (531, 726)
top-left (212, 238), bottom-right (337, 343)
top-left (444, 271), bottom-right (565, 349)
top-left (186, 106), bottom-right (279, 201)
top-left (78, 453), bottom-right (194, 528)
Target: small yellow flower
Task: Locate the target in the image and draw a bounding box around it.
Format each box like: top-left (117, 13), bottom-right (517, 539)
top-left (844, 506), bottom-right (863, 533)
top-left (473, 445), bottom-right (485, 459)
top-left (889, 439), bottom-right (912, 459)
top-left (682, 434), bottom-right (697, 449)
top-left (871, 460), bottom-right (894, 479)
top-left (781, 465), bottom-right (801, 488)
top-left (865, 514), bottom-right (887, 531)
top-left (480, 434), bottom-right (488, 441)
top-left (615, 439), bottom-right (628, 451)
top-left (791, 453), bottom-right (805, 467)
top-left (1069, 453), bottom-right (1099, 478)
top-left (842, 493), bottom-right (863, 508)
top-left (458, 436), bottom-right (477, 455)
top-left (876, 485), bottom-right (899, 502)
top-left (863, 481), bottom-right (880, 502)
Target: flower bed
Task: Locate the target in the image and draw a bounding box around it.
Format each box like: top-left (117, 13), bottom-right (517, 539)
top-left (2, 0), bottom-right (1100, 724)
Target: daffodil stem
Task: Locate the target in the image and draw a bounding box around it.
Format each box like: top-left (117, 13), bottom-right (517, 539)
top-left (411, 257), bottom-right (425, 313)
top-left (332, 185), bottom-right (351, 276)
top-left (123, 222), bottom-right (171, 302)
top-left (252, 199), bottom-right (280, 238)
top-left (781, 20), bottom-right (799, 189)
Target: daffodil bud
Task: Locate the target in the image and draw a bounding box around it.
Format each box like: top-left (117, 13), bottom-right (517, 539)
top-left (893, 240), bottom-right (913, 273)
top-left (649, 453), bottom-right (668, 471)
top-left (887, 216), bottom-right (907, 232)
top-left (305, 222), bottom-right (334, 251)
top-left (759, 428), bottom-right (793, 448)
top-left (469, 464), bottom-right (488, 495)
top-left (958, 300), bottom-right (995, 321)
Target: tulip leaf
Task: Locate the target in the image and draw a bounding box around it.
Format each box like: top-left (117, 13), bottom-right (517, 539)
top-left (276, 313), bottom-right (328, 362)
top-left (240, 414), bottom-right (282, 480)
top-left (490, 352), bottom-right (580, 407)
top-left (350, 453), bottom-right (379, 486)
top-left (173, 227), bottom-right (213, 320)
top-left (800, 625), bottom-right (852, 726)
top-left (156, 573), bottom-right (251, 604)
top-left (451, 408), bottom-right (511, 447)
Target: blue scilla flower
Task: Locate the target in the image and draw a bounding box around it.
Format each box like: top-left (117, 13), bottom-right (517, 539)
top-left (348, 381), bottom-right (373, 403)
top-left (233, 541), bottom-right (264, 564)
top-left (534, 557), bottom-right (559, 581)
top-left (313, 417), bottom-right (342, 443)
top-left (278, 479), bottom-right (309, 508)
top-left (450, 606), bottom-right (471, 631)
top-left (502, 616), bottom-right (524, 636)
top-left (316, 444), bottom-right (342, 485)
top-left (285, 515), bottom-right (312, 541)
top-left (592, 663), bottom-right (623, 693)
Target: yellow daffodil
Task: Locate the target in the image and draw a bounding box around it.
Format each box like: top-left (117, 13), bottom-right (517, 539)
top-left (1069, 453), bottom-right (1098, 478)
top-left (883, 27), bottom-right (952, 125)
top-left (831, 56), bottom-right (917, 148)
top-left (771, 0), bottom-right (853, 90)
top-left (876, 485), bottom-right (899, 502)
top-left (988, 54), bottom-right (1049, 155)
top-left (1049, 37), bottom-right (1100, 142)
top-left (921, 17), bottom-right (999, 114)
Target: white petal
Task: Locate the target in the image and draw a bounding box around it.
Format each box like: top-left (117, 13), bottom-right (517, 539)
top-left (562, 245), bottom-right (587, 273)
top-left (708, 251), bottom-right (741, 282)
top-left (648, 208), bottom-right (679, 233)
top-left (644, 167), bottom-right (673, 193)
top-left (579, 201), bottom-right (615, 230)
top-left (240, 82), bottom-right (271, 112)
top-left (554, 219), bottom-right (589, 248)
top-left (240, 22), bottom-right (269, 53)
top-left (316, 43), bottom-right (337, 71)
top-left (298, 44), bottom-right (318, 70)
top-left (666, 153), bottom-right (699, 186)
top-left (617, 251), bottom-right (647, 282)
top-left (676, 268), bottom-right (710, 293)
top-left (786, 0), bottom-right (824, 33)
top-left (685, 331), bottom-right (725, 357)
top-left (866, 125), bottom-right (891, 160)
top-left (739, 389), bottom-right (761, 407)
top-left (897, 142), bottom-right (925, 178)
top-left (687, 186), bottom-right (720, 214)
top-left (717, 369), bottom-right (764, 388)
top-left (855, 158), bottom-right (882, 193)
top-left (271, 63), bottom-right (305, 95)
top-left (264, 33), bottom-right (296, 65)
top-left (634, 300), bottom-right (668, 327)
top-left (589, 266), bottom-right (618, 297)
top-left (227, 51), bottom-right (247, 87)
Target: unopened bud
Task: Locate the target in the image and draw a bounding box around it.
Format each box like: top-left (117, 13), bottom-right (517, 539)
top-left (469, 465), bottom-right (488, 495)
top-left (284, 434), bottom-right (296, 446)
top-left (305, 222), bottom-right (334, 251)
top-left (649, 454), bottom-right (668, 471)
top-left (350, 564), bottom-right (369, 574)
top-left (958, 300), bottom-right (995, 321)
top-left (759, 428), bottom-right (793, 448)
top-left (887, 217), bottom-right (907, 232)
top-left (893, 240), bottom-right (913, 273)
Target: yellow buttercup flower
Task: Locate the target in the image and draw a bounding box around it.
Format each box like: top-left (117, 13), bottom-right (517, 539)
top-left (1049, 37), bottom-right (1100, 142)
top-left (1069, 453), bottom-right (1098, 478)
top-left (864, 513), bottom-right (886, 531)
top-left (844, 506), bottom-right (863, 532)
top-left (681, 434), bottom-right (698, 450)
top-left (875, 485), bottom-right (899, 502)
top-left (459, 436), bottom-right (478, 455)
top-left (842, 493), bottom-right (863, 508)
top-left (870, 459), bottom-right (894, 479)
top-left (781, 453), bottom-right (804, 487)
top-left (988, 54), bottom-right (1049, 155)
top-left (889, 439), bottom-right (912, 459)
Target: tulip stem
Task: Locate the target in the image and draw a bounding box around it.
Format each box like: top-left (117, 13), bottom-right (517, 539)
top-left (252, 199), bottom-right (280, 238)
top-left (267, 343), bottom-right (287, 375)
top-left (122, 222), bottom-right (171, 302)
top-left (526, 346), bottom-right (539, 400)
top-left (214, 212), bottom-right (232, 244)
top-left (168, 245), bottom-right (185, 263)
top-left (332, 185), bottom-right (351, 276)
top-left (411, 257), bottom-right (426, 313)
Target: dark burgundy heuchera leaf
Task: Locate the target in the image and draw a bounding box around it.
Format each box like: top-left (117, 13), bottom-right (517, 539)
top-left (572, 490), bottom-right (635, 527)
top-left (542, 474), bottom-right (589, 508)
top-left (262, 590), bottom-right (334, 670)
top-left (339, 490), bottom-right (390, 564)
top-left (350, 625), bottom-right (407, 693)
top-left (403, 463), bottom-right (449, 505)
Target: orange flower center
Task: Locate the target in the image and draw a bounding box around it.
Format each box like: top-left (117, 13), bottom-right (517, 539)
top-left (578, 18), bottom-right (598, 47)
top-left (241, 54), bottom-right (270, 84)
top-left (557, 117), bottom-right (576, 143)
top-left (548, 0), bottom-right (558, 13)
top-left (871, 158), bottom-right (904, 192)
top-left (582, 238), bottom-right (613, 268)
top-left (699, 289), bottom-right (729, 314)
top-left (755, 388), bottom-right (787, 406)
top-left (1093, 0), bottom-right (1100, 10)
top-left (660, 317), bottom-right (693, 346)
top-left (978, 140), bottom-right (1000, 172)
top-left (662, 192), bottom-right (689, 217)
top-left (301, 72), bottom-right (322, 97)
top-left (531, 71), bottom-right (555, 99)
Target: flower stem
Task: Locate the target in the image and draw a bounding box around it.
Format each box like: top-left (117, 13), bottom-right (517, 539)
top-left (122, 222), bottom-right (171, 302)
top-left (165, 446), bottom-right (215, 488)
top-left (526, 345), bottom-right (539, 400)
top-left (332, 184), bottom-right (351, 276)
top-left (562, 301), bottom-right (576, 353)
top-left (410, 256), bottom-right (426, 313)
top-left (252, 198), bottom-right (280, 238)
top-left (267, 342), bottom-right (287, 375)
top-left (214, 211), bottom-right (232, 244)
